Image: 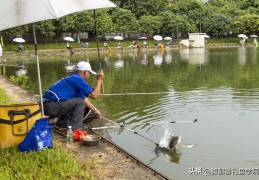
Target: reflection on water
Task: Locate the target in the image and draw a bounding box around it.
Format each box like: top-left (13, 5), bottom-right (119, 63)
top-left (65, 57), bottom-right (76, 72)
top-left (153, 147), bottom-right (182, 164)
top-left (180, 48), bottom-right (208, 66)
top-left (153, 51), bottom-right (163, 66)
top-left (164, 49), bottom-right (172, 64)
top-left (15, 61), bottom-right (27, 76)
top-left (2, 47), bottom-right (259, 179)
top-left (114, 53), bottom-right (124, 69)
top-left (238, 46), bottom-right (246, 66)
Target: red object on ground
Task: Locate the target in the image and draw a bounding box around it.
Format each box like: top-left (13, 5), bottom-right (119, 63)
top-left (73, 129), bottom-right (87, 141)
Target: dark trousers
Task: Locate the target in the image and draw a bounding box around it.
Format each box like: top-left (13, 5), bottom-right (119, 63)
top-left (43, 97), bottom-right (85, 130)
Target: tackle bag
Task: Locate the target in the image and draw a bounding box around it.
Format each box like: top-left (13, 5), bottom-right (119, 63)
top-left (0, 103), bottom-right (42, 148)
top-left (18, 118), bottom-right (53, 152)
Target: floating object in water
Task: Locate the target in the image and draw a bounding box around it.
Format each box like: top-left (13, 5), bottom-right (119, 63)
top-left (159, 134), bottom-right (181, 150)
top-left (169, 136), bottom-right (181, 150)
top-left (179, 144), bottom-right (197, 149)
top-left (158, 128), bottom-right (181, 150)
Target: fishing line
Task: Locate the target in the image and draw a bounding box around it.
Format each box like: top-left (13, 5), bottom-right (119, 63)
top-left (90, 119), bottom-right (198, 130)
top-left (100, 92), bottom-right (174, 96)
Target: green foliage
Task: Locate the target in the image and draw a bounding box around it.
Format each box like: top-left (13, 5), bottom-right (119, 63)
top-left (234, 13), bottom-right (259, 34)
top-left (124, 0), bottom-right (168, 18)
top-left (170, 0), bottom-right (205, 25)
top-left (9, 75), bottom-right (29, 88)
top-left (0, 144), bottom-right (93, 179)
top-left (94, 10), bottom-right (114, 34)
top-left (59, 11), bottom-right (94, 33)
top-left (111, 8), bottom-right (137, 33)
top-left (203, 14), bottom-right (233, 37)
top-left (2, 25), bottom-right (30, 38)
top-left (3, 0), bottom-right (259, 41)
top-left (138, 15), bottom-right (162, 35)
top-left (34, 20), bottom-right (56, 42)
top-left (0, 88), bottom-right (14, 105)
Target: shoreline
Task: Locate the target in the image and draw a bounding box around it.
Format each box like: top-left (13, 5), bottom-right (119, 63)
top-left (1, 43), bottom-right (255, 60)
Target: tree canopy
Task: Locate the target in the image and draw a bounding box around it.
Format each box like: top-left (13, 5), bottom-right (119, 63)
top-left (2, 0), bottom-right (259, 42)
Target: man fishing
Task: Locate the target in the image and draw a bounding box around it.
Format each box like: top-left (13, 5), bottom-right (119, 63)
top-left (43, 61), bottom-right (105, 130)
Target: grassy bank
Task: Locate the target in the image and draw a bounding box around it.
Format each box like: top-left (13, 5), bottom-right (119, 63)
top-left (0, 89), bottom-right (94, 180)
top-left (0, 89), bottom-right (14, 104)
top-left (1, 37), bottom-right (251, 52)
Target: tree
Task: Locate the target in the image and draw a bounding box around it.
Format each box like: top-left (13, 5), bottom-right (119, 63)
top-left (59, 11), bottom-right (94, 34)
top-left (92, 10), bottom-right (114, 35)
top-left (111, 8), bottom-right (138, 35)
top-left (124, 0), bottom-right (168, 18)
top-left (34, 20), bottom-right (56, 43)
top-left (234, 13), bottom-right (259, 34)
top-left (2, 25), bottom-right (30, 43)
top-left (138, 15), bottom-right (162, 36)
top-left (203, 13), bottom-right (233, 37)
top-left (159, 11), bottom-right (196, 37)
top-left (170, 0), bottom-right (205, 31)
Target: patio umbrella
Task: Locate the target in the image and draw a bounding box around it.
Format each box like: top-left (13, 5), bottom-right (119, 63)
top-left (13, 38), bottom-right (26, 43)
top-left (63, 37), bottom-right (74, 42)
top-left (139, 37), bottom-right (147, 40)
top-left (238, 34), bottom-right (248, 39)
top-left (163, 37), bottom-right (172, 41)
top-left (0, 0), bottom-right (116, 116)
top-left (114, 36), bottom-right (123, 40)
top-left (250, 35), bottom-right (258, 38)
top-left (153, 35), bottom-right (163, 41)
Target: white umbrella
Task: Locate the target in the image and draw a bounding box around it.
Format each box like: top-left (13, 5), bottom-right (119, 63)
top-left (114, 36), bottom-right (123, 40)
top-left (0, 0), bottom-right (116, 31)
top-left (63, 37), bottom-right (74, 42)
top-left (139, 37), bottom-right (147, 40)
top-left (163, 37), bottom-right (172, 41)
top-left (153, 35), bottom-right (162, 41)
top-left (13, 38), bottom-right (26, 43)
top-left (238, 34), bottom-right (248, 39)
top-left (250, 35), bottom-right (258, 38)
top-left (0, 0), bottom-right (116, 116)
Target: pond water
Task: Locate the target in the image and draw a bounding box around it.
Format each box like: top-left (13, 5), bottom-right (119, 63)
top-left (2, 47), bottom-right (259, 179)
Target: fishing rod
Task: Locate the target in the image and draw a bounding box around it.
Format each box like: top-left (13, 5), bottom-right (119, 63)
top-left (90, 118), bottom-right (198, 130)
top-left (101, 117), bottom-right (159, 146)
top-left (94, 10), bottom-right (104, 93)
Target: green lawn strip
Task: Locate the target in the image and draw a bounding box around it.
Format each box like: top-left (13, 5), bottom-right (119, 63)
top-left (0, 88), bottom-right (14, 105)
top-left (0, 144), bottom-right (94, 180)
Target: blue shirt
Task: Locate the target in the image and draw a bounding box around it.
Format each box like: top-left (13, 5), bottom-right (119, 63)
top-left (43, 73), bottom-right (94, 102)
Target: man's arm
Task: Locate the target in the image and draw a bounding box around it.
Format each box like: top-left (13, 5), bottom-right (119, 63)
top-left (84, 98), bottom-right (101, 118)
top-left (88, 71), bottom-right (105, 99)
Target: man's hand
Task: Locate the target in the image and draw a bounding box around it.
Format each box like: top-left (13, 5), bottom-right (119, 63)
top-left (94, 108), bottom-right (102, 119)
top-left (97, 70), bottom-right (105, 81)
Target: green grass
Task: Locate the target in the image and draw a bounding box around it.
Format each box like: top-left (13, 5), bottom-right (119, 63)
top-left (0, 89), bottom-right (14, 105)
top-left (0, 144), bottom-right (93, 180)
